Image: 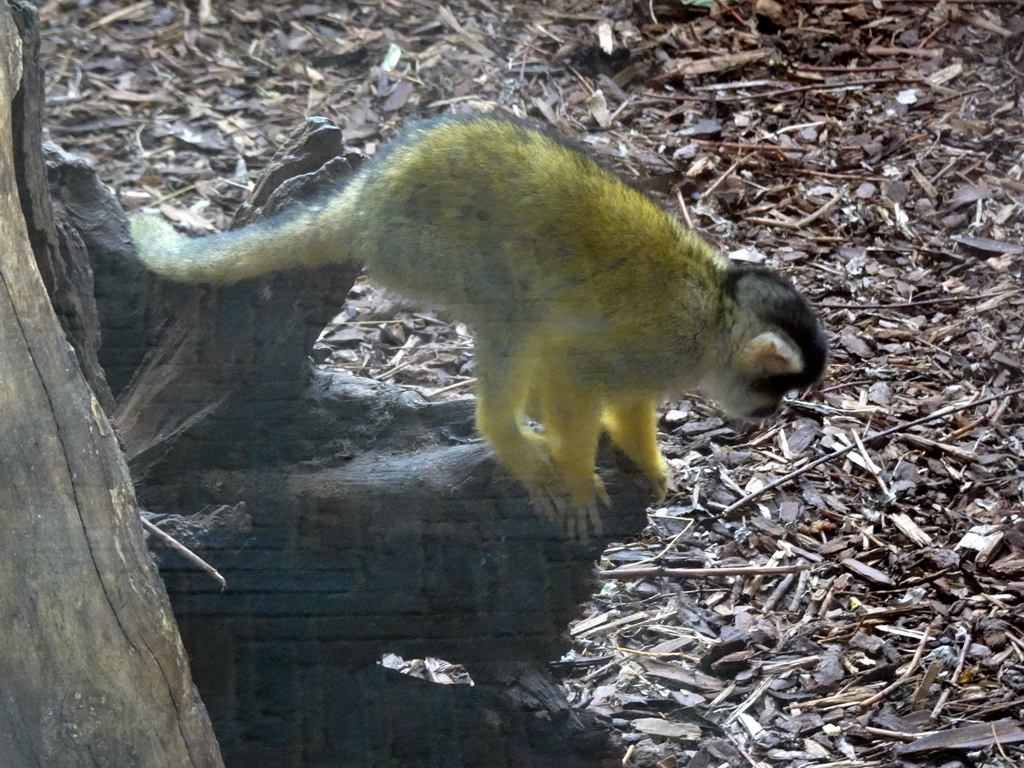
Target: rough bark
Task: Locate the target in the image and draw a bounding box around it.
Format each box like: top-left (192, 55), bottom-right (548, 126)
top-left (0, 2), bottom-right (223, 766)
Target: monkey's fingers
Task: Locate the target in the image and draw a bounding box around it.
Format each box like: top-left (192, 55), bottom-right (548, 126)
top-left (547, 479), bottom-right (608, 541)
top-left (523, 482), bottom-right (604, 541)
top-left (526, 487), bottom-right (564, 527)
top-left (647, 471), bottom-right (668, 504)
top-left (574, 496), bottom-right (605, 540)
top-left (566, 475), bottom-right (608, 540)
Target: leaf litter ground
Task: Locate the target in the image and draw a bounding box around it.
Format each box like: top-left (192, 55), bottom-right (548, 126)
top-left (38, 0), bottom-right (1024, 765)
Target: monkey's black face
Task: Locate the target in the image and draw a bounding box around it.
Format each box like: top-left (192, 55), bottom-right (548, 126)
top-left (741, 370), bottom-right (818, 418)
top-left (702, 373), bottom-right (786, 420)
top-left (701, 345), bottom-right (824, 421)
top-left (746, 403), bottom-right (779, 419)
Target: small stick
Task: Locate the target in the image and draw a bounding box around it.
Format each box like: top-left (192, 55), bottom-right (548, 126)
top-left (918, 21), bottom-right (949, 49)
top-left (718, 77), bottom-right (920, 102)
top-left (819, 289), bottom-right (1020, 310)
top-left (614, 646), bottom-right (699, 661)
top-left (598, 564), bottom-right (808, 579)
top-left (748, 191), bottom-right (844, 230)
top-left (816, 578), bottom-right (839, 619)
top-left (967, 14), bottom-right (1015, 37)
top-left (692, 139), bottom-right (810, 154)
top-left (797, 63), bottom-right (902, 73)
top-left (702, 157), bottom-right (744, 200)
top-left (866, 46), bottom-right (943, 58)
top-left (83, 0), bottom-right (152, 30)
top-left (141, 517), bottom-right (227, 590)
top-left (862, 726), bottom-right (926, 742)
top-left (424, 378), bottom-right (476, 399)
top-left (760, 572), bottom-right (796, 613)
top-left (723, 675), bottom-right (777, 726)
top-left (675, 189), bottom-right (694, 228)
top-left (791, 191), bottom-right (845, 228)
top-left (795, 168), bottom-right (887, 183)
top-left (931, 630), bottom-right (972, 720)
top-left (788, 569), bottom-right (810, 613)
top-left (634, 515), bottom-right (695, 567)
top-left (858, 626), bottom-right (932, 709)
top-left (852, 429), bottom-right (890, 497)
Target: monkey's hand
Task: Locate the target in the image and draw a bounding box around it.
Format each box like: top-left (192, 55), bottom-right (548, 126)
top-left (602, 398), bottom-right (669, 507)
top-left (540, 447), bottom-right (611, 541)
top-left (643, 461), bottom-right (669, 505)
top-left (528, 469), bottom-right (609, 541)
top-left (490, 428), bottom-right (607, 539)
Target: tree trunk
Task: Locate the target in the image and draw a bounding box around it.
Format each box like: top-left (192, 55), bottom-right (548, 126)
top-left (0, 3), bottom-right (223, 766)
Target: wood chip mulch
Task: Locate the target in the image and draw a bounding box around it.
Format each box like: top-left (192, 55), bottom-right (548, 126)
top-left (39, 0), bottom-right (1024, 765)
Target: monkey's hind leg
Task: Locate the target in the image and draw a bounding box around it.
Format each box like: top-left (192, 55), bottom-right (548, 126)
top-left (473, 336), bottom-right (562, 512)
top-left (533, 359), bottom-right (608, 539)
top-left (602, 397), bottom-right (669, 503)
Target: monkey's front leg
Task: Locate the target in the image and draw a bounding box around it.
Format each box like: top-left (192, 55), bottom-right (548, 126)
top-left (603, 396), bottom-right (669, 503)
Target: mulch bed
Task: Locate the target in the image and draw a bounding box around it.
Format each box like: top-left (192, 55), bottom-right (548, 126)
top-left (39, 0), bottom-right (1024, 765)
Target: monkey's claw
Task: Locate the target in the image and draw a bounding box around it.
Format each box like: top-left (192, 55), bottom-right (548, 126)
top-left (525, 474), bottom-right (607, 541)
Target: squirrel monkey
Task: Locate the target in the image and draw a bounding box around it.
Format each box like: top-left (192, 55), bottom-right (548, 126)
top-left (129, 114), bottom-right (828, 537)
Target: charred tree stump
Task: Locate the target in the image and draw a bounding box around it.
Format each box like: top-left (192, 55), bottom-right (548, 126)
top-left (45, 80), bottom-right (652, 766)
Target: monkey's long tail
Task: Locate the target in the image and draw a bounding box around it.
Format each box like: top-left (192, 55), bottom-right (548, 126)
top-left (129, 203), bottom-right (351, 285)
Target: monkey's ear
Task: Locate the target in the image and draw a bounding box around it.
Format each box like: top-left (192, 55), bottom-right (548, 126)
top-left (736, 331), bottom-right (803, 377)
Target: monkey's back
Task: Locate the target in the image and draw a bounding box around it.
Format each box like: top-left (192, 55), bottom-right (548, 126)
top-left (335, 117), bottom-right (725, 328)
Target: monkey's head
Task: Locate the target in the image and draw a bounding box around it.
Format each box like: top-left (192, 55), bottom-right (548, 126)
top-left (702, 266), bottom-right (828, 420)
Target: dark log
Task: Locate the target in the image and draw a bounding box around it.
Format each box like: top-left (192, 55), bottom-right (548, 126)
top-left (0, 2), bottom-right (223, 766)
top-left (39, 35), bottom-right (653, 766)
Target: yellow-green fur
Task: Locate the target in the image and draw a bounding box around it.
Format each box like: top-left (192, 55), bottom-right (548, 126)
top-left (131, 115), bottom-right (824, 536)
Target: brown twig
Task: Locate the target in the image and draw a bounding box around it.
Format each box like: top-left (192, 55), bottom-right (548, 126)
top-left (794, 169), bottom-right (888, 183)
top-left (788, 569), bottom-right (810, 613)
top-left (967, 14), bottom-right (1016, 37)
top-left (862, 726), bottom-right (925, 742)
top-left (718, 77), bottom-right (920, 102)
top-left (760, 572), bottom-right (797, 613)
top-left (796, 63), bottom-right (903, 74)
top-left (749, 190), bottom-right (844, 230)
top-left (858, 625), bottom-right (932, 709)
top-left (866, 46), bottom-right (943, 58)
top-left (675, 189), bottom-right (694, 228)
top-left (930, 629), bottom-right (972, 720)
top-left (141, 517), bottom-right (227, 590)
top-left (702, 157), bottom-right (744, 200)
top-left (691, 139), bottom-right (810, 154)
top-left (598, 564), bottom-right (809, 580)
top-left (423, 377), bottom-right (476, 399)
top-left (918, 21), bottom-right (949, 48)
top-left (82, 0), bottom-right (152, 30)
top-left (819, 289), bottom-right (1021, 310)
